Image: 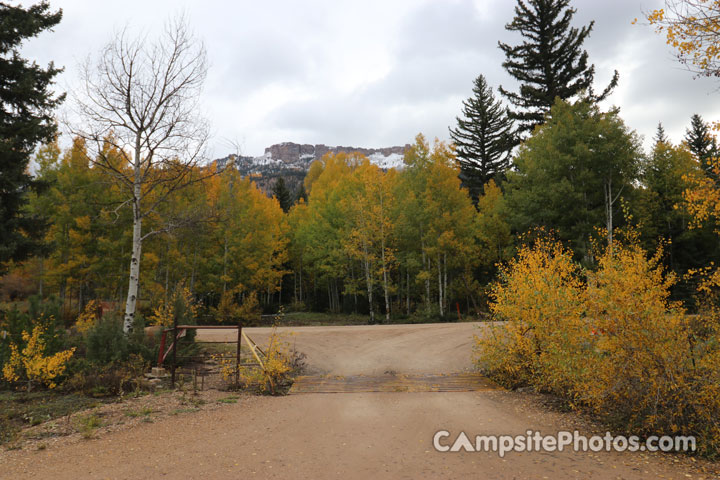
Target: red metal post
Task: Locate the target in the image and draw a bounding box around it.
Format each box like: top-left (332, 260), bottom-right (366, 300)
top-left (157, 330), bottom-right (167, 367)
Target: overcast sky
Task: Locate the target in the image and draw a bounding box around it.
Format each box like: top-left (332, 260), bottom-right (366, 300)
top-left (18, 0), bottom-right (720, 158)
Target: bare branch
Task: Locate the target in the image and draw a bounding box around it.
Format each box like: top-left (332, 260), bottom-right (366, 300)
top-left (66, 14), bottom-right (214, 333)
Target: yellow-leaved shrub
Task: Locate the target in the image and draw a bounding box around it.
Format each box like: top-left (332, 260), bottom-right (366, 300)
top-left (476, 237), bottom-right (586, 395)
top-left (238, 327), bottom-right (295, 395)
top-left (216, 326), bottom-right (298, 395)
top-left (148, 286), bottom-right (198, 327)
top-left (2, 325), bottom-right (76, 390)
top-left (477, 237), bottom-right (720, 456)
top-left (74, 299), bottom-right (101, 334)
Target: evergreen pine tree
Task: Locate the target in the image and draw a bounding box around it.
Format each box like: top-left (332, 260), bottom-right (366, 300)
top-left (685, 114), bottom-right (716, 172)
top-left (498, 0), bottom-right (618, 135)
top-left (654, 122), bottom-right (669, 146)
top-left (296, 182), bottom-right (308, 203)
top-left (449, 74), bottom-right (515, 202)
top-left (0, 2), bottom-right (63, 268)
top-left (272, 177), bottom-right (293, 212)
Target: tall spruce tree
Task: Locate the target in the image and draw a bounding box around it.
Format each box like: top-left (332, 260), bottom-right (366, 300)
top-left (654, 122), bottom-right (669, 145)
top-left (449, 74), bottom-right (515, 202)
top-left (0, 1), bottom-right (63, 268)
top-left (272, 177), bottom-right (293, 213)
top-left (498, 0), bottom-right (618, 135)
top-left (685, 114), bottom-right (716, 173)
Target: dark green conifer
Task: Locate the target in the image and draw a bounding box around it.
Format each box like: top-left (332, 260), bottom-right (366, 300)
top-left (0, 1), bottom-right (63, 267)
top-left (498, 0), bottom-right (618, 135)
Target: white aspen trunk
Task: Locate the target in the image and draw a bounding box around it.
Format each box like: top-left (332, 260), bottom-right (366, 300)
top-left (123, 137), bottom-right (144, 334)
top-left (123, 200), bottom-right (142, 333)
top-left (406, 269), bottom-right (410, 314)
top-left (605, 177), bottom-right (613, 251)
top-left (443, 252), bottom-right (448, 311)
top-left (421, 236), bottom-right (430, 311)
top-left (363, 240), bottom-right (374, 324)
top-left (380, 232), bottom-right (390, 323)
top-left (437, 253), bottom-right (444, 317)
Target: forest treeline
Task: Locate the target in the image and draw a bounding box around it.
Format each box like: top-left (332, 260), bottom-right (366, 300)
top-left (5, 134), bottom-right (505, 323)
top-left (4, 105), bottom-right (719, 325)
top-left (3, 0), bottom-right (720, 328)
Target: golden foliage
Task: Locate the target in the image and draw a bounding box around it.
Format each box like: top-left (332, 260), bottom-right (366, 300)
top-left (213, 289), bottom-right (261, 325)
top-left (477, 236), bottom-right (584, 392)
top-left (2, 325), bottom-right (75, 390)
top-left (477, 237), bottom-right (720, 455)
top-left (681, 155), bottom-right (720, 230)
top-left (74, 300), bottom-right (101, 334)
top-left (148, 286), bottom-right (198, 327)
top-left (215, 326), bottom-right (297, 395)
top-left (238, 328), bottom-right (294, 395)
top-left (646, 1), bottom-right (720, 77)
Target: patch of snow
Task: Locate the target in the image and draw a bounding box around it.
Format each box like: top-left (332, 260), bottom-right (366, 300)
top-left (369, 152), bottom-right (405, 170)
top-left (251, 153), bottom-right (279, 166)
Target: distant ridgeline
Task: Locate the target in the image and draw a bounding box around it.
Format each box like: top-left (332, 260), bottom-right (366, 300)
top-left (214, 142), bottom-right (411, 196)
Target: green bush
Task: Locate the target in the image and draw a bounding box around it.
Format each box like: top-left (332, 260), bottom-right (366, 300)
top-left (85, 315), bottom-right (153, 365)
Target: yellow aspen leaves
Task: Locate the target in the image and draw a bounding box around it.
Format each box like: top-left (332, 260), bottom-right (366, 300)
top-left (646, 1), bottom-right (720, 77)
top-left (2, 325), bottom-right (75, 389)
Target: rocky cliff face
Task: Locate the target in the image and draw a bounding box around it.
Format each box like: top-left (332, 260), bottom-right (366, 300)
top-left (263, 142), bottom-right (409, 167)
top-left (215, 141), bottom-right (411, 196)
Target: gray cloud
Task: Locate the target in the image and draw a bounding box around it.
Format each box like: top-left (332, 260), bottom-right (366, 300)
top-left (18, 0), bottom-right (720, 157)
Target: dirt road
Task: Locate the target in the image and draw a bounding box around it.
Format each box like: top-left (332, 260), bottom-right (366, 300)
top-left (2, 323), bottom-right (714, 479)
top-left (200, 322), bottom-right (482, 375)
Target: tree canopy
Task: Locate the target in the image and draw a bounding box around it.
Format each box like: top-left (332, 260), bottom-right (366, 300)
top-left (449, 74), bottom-right (515, 202)
top-left (0, 1), bottom-right (63, 268)
top-left (505, 99), bottom-right (641, 259)
top-left (498, 0), bottom-right (618, 134)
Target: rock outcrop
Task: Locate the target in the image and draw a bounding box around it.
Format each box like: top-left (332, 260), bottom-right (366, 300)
top-left (214, 141), bottom-right (411, 196)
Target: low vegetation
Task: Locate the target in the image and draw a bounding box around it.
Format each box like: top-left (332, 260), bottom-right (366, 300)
top-left (477, 233), bottom-right (720, 457)
top-left (0, 286), bottom-right (306, 449)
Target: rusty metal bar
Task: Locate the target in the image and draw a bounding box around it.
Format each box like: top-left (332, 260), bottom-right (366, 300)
top-left (171, 318), bottom-right (178, 388)
top-left (157, 329), bottom-right (167, 366)
top-left (164, 325), bottom-right (241, 330)
top-left (236, 321), bottom-right (242, 385)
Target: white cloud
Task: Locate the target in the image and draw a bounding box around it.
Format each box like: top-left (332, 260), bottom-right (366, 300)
top-left (18, 0), bottom-right (720, 157)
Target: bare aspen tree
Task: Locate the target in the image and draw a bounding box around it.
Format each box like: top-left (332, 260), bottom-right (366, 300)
top-left (71, 17), bottom-right (209, 333)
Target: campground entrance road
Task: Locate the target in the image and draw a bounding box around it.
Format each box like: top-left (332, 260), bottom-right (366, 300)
top-left (1, 323), bottom-right (712, 479)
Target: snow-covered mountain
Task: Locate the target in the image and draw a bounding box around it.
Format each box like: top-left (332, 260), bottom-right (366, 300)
top-left (215, 142), bottom-right (410, 195)
top-left (216, 142), bottom-right (409, 174)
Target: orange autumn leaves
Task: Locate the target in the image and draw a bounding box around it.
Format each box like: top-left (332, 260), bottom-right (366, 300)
top-left (646, 1), bottom-right (720, 77)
